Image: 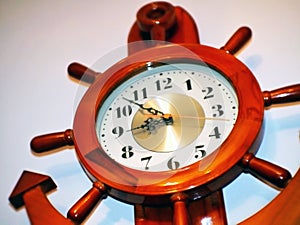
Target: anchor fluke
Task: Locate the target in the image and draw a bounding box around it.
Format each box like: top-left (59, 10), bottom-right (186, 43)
top-left (9, 171), bottom-right (74, 225)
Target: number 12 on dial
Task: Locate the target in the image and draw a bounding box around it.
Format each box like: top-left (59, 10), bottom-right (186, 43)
top-left (96, 63), bottom-right (238, 172)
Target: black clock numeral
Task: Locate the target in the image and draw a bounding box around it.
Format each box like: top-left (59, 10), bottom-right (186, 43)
top-left (209, 126), bottom-right (221, 139)
top-left (202, 87), bottom-right (214, 99)
top-left (155, 78), bottom-right (172, 91)
top-left (133, 87), bottom-right (147, 101)
top-left (121, 146), bottom-right (134, 159)
top-left (112, 126), bottom-right (124, 138)
top-left (167, 157), bottom-right (180, 170)
top-left (141, 156), bottom-right (152, 170)
top-left (185, 79), bottom-right (193, 90)
top-left (194, 145), bottom-right (206, 159)
top-left (116, 105), bottom-right (132, 118)
top-left (212, 104), bottom-right (224, 117)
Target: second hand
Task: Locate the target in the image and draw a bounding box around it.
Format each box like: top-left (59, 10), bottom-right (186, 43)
top-left (146, 113), bottom-right (230, 121)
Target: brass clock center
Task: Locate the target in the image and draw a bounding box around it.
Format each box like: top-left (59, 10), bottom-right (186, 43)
top-left (131, 93), bottom-right (205, 153)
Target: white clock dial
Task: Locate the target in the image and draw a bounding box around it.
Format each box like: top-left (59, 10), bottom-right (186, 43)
top-left (96, 62), bottom-right (238, 171)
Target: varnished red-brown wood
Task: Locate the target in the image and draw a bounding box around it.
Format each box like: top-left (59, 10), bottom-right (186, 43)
top-left (134, 190), bottom-right (227, 225)
top-left (134, 204), bottom-right (172, 225)
top-left (136, 2), bottom-right (176, 41)
top-left (73, 43), bottom-right (264, 204)
top-left (9, 168), bottom-right (300, 225)
top-left (9, 171), bottom-right (57, 208)
top-left (239, 169), bottom-right (300, 225)
top-left (170, 193), bottom-right (190, 225)
top-left (199, 190), bottom-right (228, 225)
top-left (23, 186), bottom-right (74, 225)
top-left (30, 129), bottom-right (74, 153)
top-left (220, 27), bottom-right (252, 55)
top-left (9, 171), bottom-right (74, 225)
top-left (128, 2), bottom-right (200, 54)
top-left (241, 153), bottom-right (292, 189)
top-left (68, 62), bottom-right (100, 84)
top-left (263, 84), bottom-right (300, 106)
top-left (14, 2), bottom-right (300, 225)
top-left (67, 182), bottom-right (107, 224)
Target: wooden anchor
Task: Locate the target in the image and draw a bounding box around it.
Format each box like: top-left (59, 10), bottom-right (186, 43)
top-left (9, 169), bottom-right (300, 224)
top-left (9, 171), bottom-right (107, 225)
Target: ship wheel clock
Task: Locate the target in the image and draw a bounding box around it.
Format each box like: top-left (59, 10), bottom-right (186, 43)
top-left (9, 2), bottom-right (300, 225)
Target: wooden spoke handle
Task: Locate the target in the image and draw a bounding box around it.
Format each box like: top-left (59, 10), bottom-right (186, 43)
top-left (171, 193), bottom-right (190, 225)
top-left (241, 153), bottom-right (292, 189)
top-left (68, 62), bottom-right (99, 84)
top-left (67, 182), bottom-right (107, 224)
top-left (220, 26), bottom-right (252, 55)
top-left (263, 84), bottom-right (300, 106)
top-left (30, 129), bottom-right (74, 153)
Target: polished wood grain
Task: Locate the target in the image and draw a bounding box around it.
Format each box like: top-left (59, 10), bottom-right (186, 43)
top-left (240, 169), bottom-right (300, 225)
top-left (73, 43), bottom-right (264, 203)
top-left (128, 2), bottom-right (199, 54)
top-left (12, 1), bottom-right (300, 225)
top-left (9, 171), bottom-right (74, 225)
top-left (170, 193), bottom-right (189, 225)
top-left (134, 190), bottom-right (227, 225)
top-left (136, 2), bottom-right (176, 41)
top-left (68, 62), bottom-right (99, 84)
top-left (134, 204), bottom-right (173, 225)
top-left (264, 84), bottom-right (300, 106)
top-left (23, 186), bottom-right (74, 225)
top-left (241, 153), bottom-right (292, 189)
top-left (220, 27), bottom-right (252, 55)
top-left (67, 182), bottom-right (107, 224)
top-left (30, 129), bottom-right (74, 153)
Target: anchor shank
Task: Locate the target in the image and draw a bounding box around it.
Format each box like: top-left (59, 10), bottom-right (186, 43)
top-left (24, 186), bottom-right (73, 225)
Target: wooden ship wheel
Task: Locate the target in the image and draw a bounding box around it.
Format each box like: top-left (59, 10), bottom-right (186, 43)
top-left (9, 2), bottom-right (300, 225)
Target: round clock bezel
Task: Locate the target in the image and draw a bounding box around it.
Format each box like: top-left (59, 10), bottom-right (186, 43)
top-left (73, 44), bottom-right (264, 202)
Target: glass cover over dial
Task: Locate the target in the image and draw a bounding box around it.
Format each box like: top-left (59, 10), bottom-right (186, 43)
top-left (95, 62), bottom-right (238, 172)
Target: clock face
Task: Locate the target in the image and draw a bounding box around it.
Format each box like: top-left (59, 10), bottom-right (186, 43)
top-left (74, 44), bottom-right (263, 197)
top-left (95, 62), bottom-right (238, 172)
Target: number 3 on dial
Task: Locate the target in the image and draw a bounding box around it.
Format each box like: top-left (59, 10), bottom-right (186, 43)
top-left (96, 62), bottom-right (238, 172)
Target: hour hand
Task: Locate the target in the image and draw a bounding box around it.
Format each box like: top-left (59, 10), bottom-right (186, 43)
top-left (122, 97), bottom-right (165, 116)
top-left (129, 116), bottom-right (173, 134)
top-left (130, 119), bottom-right (150, 132)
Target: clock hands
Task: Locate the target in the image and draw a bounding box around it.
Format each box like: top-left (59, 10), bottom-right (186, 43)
top-left (123, 97), bottom-right (229, 121)
top-left (142, 113), bottom-right (230, 121)
top-left (123, 97), bottom-right (174, 134)
top-left (123, 97), bottom-right (165, 116)
top-left (123, 97), bottom-right (229, 135)
top-left (129, 115), bottom-right (173, 134)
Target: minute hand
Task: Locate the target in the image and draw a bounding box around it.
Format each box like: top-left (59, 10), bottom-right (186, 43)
top-left (123, 97), bottom-right (165, 116)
